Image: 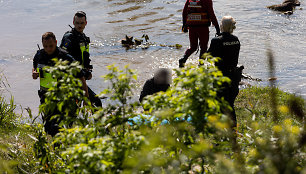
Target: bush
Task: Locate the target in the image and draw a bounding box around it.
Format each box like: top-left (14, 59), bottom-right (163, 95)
top-left (28, 58), bottom-right (305, 173)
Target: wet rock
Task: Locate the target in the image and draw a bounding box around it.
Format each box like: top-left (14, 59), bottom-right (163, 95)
top-left (268, 77), bottom-right (278, 81)
top-left (242, 73), bottom-right (262, 81)
top-left (134, 39), bottom-right (143, 46)
top-left (121, 35), bottom-right (135, 46)
top-left (239, 81), bottom-right (252, 87)
top-left (284, 0), bottom-right (301, 6)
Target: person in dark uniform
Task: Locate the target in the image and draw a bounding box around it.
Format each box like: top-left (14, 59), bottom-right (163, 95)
top-left (207, 16), bottom-right (242, 128)
top-left (60, 11), bottom-right (102, 107)
top-left (32, 32), bottom-right (89, 136)
top-left (179, 0), bottom-right (220, 68)
top-left (139, 69), bottom-right (171, 102)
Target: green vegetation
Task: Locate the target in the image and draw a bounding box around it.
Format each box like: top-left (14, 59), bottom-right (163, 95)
top-left (0, 58), bottom-right (305, 173)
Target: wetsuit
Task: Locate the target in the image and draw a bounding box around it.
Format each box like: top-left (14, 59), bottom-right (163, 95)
top-left (180, 0), bottom-right (220, 67)
top-left (208, 32), bottom-right (241, 127)
top-left (139, 78), bottom-right (170, 102)
top-left (60, 28), bottom-right (102, 107)
top-left (33, 47), bottom-right (77, 136)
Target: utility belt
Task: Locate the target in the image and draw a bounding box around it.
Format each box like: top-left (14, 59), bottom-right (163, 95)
top-left (222, 65), bottom-right (244, 85)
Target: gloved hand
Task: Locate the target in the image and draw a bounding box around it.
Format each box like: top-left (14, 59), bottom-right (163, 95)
top-left (182, 25), bottom-right (188, 33)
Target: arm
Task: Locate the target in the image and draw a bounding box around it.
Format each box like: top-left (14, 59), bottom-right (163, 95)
top-left (139, 80), bottom-right (154, 102)
top-left (207, 38), bottom-right (218, 57)
top-left (233, 39), bottom-right (241, 66)
top-left (182, 0), bottom-right (189, 26)
top-left (204, 0), bottom-right (220, 34)
top-left (32, 51), bottom-right (39, 79)
top-left (80, 77), bottom-right (89, 98)
top-left (60, 33), bottom-right (73, 52)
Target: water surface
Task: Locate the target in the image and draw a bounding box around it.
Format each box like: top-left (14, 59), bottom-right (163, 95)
top-left (0, 0), bottom-right (305, 116)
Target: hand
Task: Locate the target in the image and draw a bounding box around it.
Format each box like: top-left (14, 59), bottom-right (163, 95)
top-left (32, 68), bottom-right (39, 79)
top-left (182, 25), bottom-right (188, 33)
top-left (86, 73), bottom-right (92, 80)
top-left (86, 69), bottom-right (92, 80)
top-left (215, 27), bottom-right (221, 36)
top-left (216, 31), bottom-right (221, 36)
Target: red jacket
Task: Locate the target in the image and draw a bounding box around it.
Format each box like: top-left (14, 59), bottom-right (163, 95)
top-left (183, 0), bottom-right (219, 29)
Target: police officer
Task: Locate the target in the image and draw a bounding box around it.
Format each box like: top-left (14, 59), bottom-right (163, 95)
top-left (139, 69), bottom-right (171, 102)
top-left (32, 32), bottom-right (89, 136)
top-left (179, 0), bottom-right (220, 68)
top-left (60, 11), bottom-right (102, 107)
top-left (207, 16), bottom-right (242, 127)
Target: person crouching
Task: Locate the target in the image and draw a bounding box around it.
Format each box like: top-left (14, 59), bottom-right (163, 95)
top-left (139, 69), bottom-right (171, 102)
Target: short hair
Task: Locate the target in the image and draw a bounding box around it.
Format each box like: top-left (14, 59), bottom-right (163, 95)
top-left (220, 16), bottom-right (236, 33)
top-left (42, 32), bottom-right (56, 42)
top-left (74, 11), bottom-right (87, 21)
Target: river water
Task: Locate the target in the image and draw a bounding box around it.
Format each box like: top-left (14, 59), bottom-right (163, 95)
top-left (0, 0), bottom-right (305, 116)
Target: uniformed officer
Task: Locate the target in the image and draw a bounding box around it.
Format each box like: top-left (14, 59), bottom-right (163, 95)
top-left (60, 11), bottom-right (102, 107)
top-left (32, 32), bottom-right (89, 136)
top-left (207, 16), bottom-right (242, 127)
top-left (179, 0), bottom-right (220, 68)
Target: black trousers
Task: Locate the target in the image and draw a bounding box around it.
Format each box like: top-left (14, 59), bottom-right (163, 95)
top-left (219, 83), bottom-right (239, 127)
top-left (38, 90), bottom-right (62, 137)
top-left (219, 69), bottom-right (242, 128)
top-left (38, 87), bottom-right (101, 136)
top-left (88, 86), bottom-right (102, 107)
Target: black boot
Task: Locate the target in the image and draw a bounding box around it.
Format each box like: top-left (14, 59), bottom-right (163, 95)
top-left (199, 53), bottom-right (204, 66)
top-left (179, 55), bottom-right (188, 68)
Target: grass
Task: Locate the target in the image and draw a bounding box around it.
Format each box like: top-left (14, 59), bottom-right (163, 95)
top-left (0, 125), bottom-right (37, 173)
top-left (235, 86), bottom-right (303, 124)
top-left (0, 86), bottom-right (304, 173)
top-left (0, 95), bottom-right (36, 173)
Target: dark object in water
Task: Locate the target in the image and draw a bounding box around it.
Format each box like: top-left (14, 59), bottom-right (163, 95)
top-left (267, 0), bottom-right (301, 14)
top-left (268, 77), bottom-right (278, 81)
top-left (121, 35), bottom-right (134, 46)
top-left (241, 73), bottom-right (262, 81)
top-left (134, 39), bottom-right (143, 46)
top-left (284, 0), bottom-right (301, 6)
top-left (121, 34), bottom-right (149, 48)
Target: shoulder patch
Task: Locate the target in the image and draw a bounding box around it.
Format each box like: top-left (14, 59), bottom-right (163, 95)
top-left (61, 39), bottom-right (71, 50)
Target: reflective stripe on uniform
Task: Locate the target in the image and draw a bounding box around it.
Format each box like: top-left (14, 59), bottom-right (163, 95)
top-left (186, 0), bottom-right (211, 26)
top-left (80, 42), bottom-right (89, 67)
top-left (37, 62), bottom-right (57, 89)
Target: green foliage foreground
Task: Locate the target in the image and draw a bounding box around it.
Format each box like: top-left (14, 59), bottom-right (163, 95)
top-left (1, 58), bottom-right (306, 174)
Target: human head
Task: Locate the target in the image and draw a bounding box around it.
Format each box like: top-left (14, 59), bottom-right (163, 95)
top-left (73, 11), bottom-right (87, 33)
top-left (220, 16), bottom-right (236, 33)
top-left (42, 32), bottom-right (57, 55)
top-left (154, 68), bottom-right (171, 85)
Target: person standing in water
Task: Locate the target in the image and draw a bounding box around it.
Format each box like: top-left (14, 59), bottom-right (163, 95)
top-left (207, 16), bottom-right (242, 128)
top-left (60, 11), bottom-right (102, 107)
top-left (32, 32), bottom-right (89, 136)
top-left (179, 0), bottom-right (220, 68)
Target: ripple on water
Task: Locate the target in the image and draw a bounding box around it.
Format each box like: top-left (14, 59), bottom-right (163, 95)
top-left (0, 0), bottom-right (305, 114)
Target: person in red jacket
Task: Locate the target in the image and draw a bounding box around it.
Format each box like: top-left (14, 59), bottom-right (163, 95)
top-left (179, 0), bottom-right (220, 68)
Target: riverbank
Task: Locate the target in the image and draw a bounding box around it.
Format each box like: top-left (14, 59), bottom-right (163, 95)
top-left (0, 86), bottom-right (304, 173)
